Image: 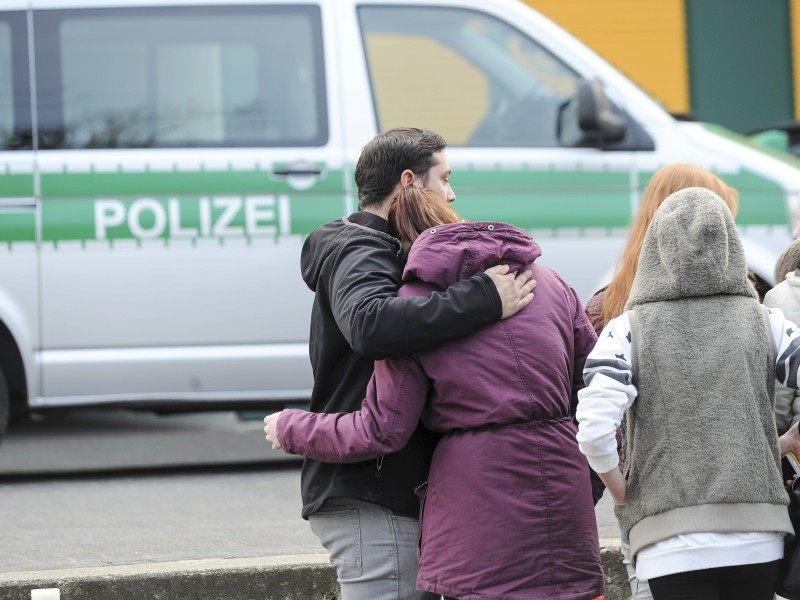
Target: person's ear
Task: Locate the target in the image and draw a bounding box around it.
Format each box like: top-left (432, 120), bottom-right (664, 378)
top-left (399, 169), bottom-right (416, 189)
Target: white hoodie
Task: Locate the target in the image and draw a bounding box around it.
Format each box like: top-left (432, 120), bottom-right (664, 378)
top-left (764, 270), bottom-right (800, 434)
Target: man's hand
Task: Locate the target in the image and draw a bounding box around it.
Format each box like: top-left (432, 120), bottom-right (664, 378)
top-left (780, 421), bottom-right (800, 458)
top-left (484, 264), bottom-right (536, 319)
top-left (264, 412), bottom-right (284, 451)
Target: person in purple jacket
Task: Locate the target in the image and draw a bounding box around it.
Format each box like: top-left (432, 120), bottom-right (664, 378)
top-left (265, 187), bottom-right (604, 600)
top-left (284, 127), bottom-right (536, 600)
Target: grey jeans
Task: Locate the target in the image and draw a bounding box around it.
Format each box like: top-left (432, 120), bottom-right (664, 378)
top-left (621, 534), bottom-right (653, 600)
top-left (309, 497), bottom-right (438, 600)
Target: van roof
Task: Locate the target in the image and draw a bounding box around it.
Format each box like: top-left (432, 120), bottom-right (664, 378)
top-left (17, 0), bottom-right (527, 10)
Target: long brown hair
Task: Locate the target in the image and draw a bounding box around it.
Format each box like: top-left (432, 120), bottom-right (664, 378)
top-left (387, 187), bottom-right (462, 249)
top-left (600, 164), bottom-right (740, 326)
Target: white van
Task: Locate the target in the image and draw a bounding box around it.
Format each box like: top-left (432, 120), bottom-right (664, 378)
top-left (0, 0), bottom-right (797, 433)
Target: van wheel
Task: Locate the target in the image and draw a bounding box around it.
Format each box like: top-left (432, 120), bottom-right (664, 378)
top-left (0, 368), bottom-right (9, 441)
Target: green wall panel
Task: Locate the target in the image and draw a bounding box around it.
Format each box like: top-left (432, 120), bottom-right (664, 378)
top-left (686, 0), bottom-right (794, 134)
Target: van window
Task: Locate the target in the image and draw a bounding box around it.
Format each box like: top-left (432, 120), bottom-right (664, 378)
top-left (34, 6), bottom-right (327, 149)
top-left (358, 6), bottom-right (580, 147)
top-left (0, 12), bottom-right (31, 150)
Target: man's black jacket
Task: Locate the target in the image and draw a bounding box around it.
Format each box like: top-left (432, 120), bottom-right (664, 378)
top-left (297, 212), bottom-right (502, 518)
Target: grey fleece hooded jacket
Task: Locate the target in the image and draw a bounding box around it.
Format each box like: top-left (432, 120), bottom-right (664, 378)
top-left (618, 187), bottom-right (792, 559)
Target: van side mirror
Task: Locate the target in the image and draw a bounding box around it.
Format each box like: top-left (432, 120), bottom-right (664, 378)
top-left (576, 79), bottom-right (626, 143)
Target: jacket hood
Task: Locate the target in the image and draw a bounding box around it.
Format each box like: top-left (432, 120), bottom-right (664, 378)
top-left (626, 187), bottom-right (756, 308)
top-left (301, 216), bottom-right (401, 292)
top-left (403, 222), bottom-right (541, 287)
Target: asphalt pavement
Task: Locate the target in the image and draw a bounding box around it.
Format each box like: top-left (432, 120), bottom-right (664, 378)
top-left (0, 409), bottom-right (626, 599)
top-left (0, 409), bottom-right (298, 476)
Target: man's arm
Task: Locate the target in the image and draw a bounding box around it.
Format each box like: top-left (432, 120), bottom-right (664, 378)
top-left (330, 235), bottom-right (535, 359)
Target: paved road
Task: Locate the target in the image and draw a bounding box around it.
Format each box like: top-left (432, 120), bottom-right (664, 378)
top-left (0, 409), bottom-right (620, 576)
top-left (0, 409), bottom-right (296, 476)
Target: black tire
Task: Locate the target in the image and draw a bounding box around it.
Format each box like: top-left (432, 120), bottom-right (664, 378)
top-left (0, 367), bottom-right (9, 442)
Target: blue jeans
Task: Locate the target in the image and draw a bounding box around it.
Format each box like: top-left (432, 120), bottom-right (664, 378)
top-left (309, 497), bottom-right (438, 600)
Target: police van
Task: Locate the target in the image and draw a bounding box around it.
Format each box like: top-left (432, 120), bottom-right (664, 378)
top-left (0, 0), bottom-right (797, 435)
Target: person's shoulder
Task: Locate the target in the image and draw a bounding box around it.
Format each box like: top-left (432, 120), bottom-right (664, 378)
top-left (606, 312), bottom-right (629, 329)
top-left (302, 216), bottom-right (400, 284)
top-left (785, 271), bottom-right (800, 290)
top-left (581, 286), bottom-right (607, 334)
top-left (535, 264), bottom-right (573, 289)
top-left (340, 214), bottom-right (400, 249)
top-left (765, 279), bottom-right (796, 306)
top-left (585, 286), bottom-right (607, 312)
top-left (312, 215), bottom-right (399, 253)
top-left (533, 266), bottom-right (575, 298)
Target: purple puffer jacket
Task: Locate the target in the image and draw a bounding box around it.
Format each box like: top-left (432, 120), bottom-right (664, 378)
top-left (278, 222), bottom-right (604, 600)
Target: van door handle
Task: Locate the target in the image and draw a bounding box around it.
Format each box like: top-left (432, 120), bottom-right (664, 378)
top-left (272, 166), bottom-right (322, 176)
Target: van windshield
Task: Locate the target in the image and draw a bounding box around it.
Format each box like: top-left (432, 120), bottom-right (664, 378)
top-left (358, 6), bottom-right (581, 147)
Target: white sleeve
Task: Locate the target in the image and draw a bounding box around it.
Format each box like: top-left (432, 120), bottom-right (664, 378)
top-left (769, 307), bottom-right (800, 389)
top-left (576, 313), bottom-right (638, 473)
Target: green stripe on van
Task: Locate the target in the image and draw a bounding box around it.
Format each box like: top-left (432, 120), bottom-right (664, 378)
top-left (639, 165), bottom-right (787, 227)
top-left (456, 190), bottom-right (630, 229)
top-left (454, 168), bottom-right (630, 229)
top-left (718, 170), bottom-right (787, 225)
top-left (700, 123), bottom-right (797, 225)
top-left (0, 212), bottom-right (35, 242)
top-left (703, 123), bottom-right (800, 172)
top-left (40, 193), bottom-right (344, 241)
top-left (455, 168), bottom-right (629, 190)
top-left (38, 164), bottom-right (347, 241)
top-left (0, 173), bottom-right (34, 198)
top-left (40, 166), bottom-right (343, 196)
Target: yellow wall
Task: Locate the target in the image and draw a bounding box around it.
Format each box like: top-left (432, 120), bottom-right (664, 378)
top-left (521, 0), bottom-right (690, 114)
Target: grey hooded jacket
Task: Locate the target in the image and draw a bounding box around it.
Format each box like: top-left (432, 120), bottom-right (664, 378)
top-left (618, 187), bottom-right (792, 559)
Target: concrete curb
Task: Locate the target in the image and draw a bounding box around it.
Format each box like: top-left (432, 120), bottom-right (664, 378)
top-left (0, 546), bottom-right (629, 600)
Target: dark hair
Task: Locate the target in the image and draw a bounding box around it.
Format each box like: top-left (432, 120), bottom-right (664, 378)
top-left (355, 128), bottom-right (447, 209)
top-left (387, 187), bottom-right (462, 249)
